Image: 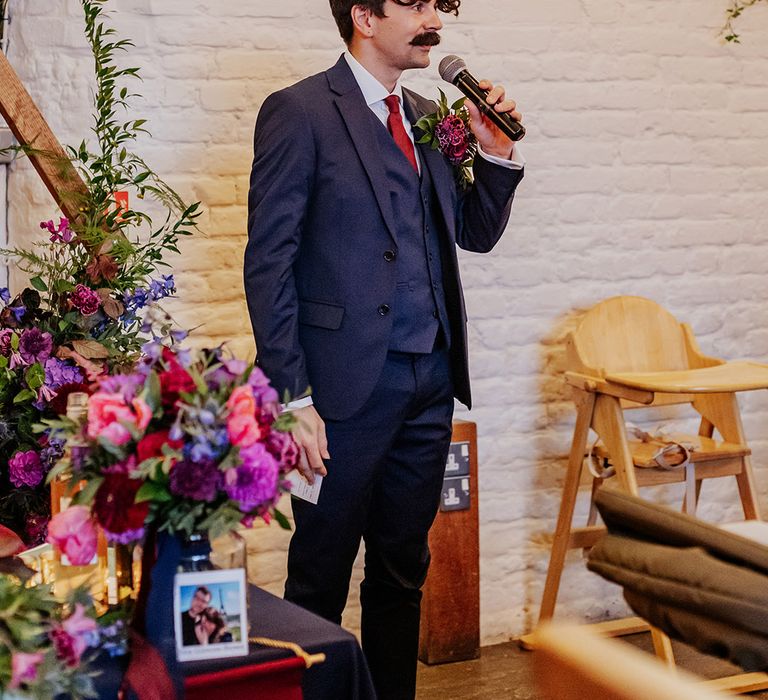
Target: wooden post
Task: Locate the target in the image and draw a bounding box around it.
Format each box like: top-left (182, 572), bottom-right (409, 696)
top-left (0, 50), bottom-right (89, 222)
top-left (418, 419), bottom-right (480, 664)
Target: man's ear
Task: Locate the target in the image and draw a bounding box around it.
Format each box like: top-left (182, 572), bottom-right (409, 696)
top-left (350, 4), bottom-right (376, 38)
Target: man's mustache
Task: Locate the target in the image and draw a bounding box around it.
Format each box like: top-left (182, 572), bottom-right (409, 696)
top-left (411, 32), bottom-right (441, 47)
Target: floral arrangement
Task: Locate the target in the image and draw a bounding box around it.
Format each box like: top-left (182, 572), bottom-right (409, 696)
top-left (44, 338), bottom-right (299, 564)
top-left (0, 524), bottom-right (110, 700)
top-left (415, 88), bottom-right (477, 189)
top-left (722, 0), bottom-right (765, 42)
top-left (0, 0), bottom-right (199, 546)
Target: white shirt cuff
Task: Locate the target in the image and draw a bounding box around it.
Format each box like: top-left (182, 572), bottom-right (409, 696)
top-left (282, 395), bottom-right (314, 411)
top-left (477, 143), bottom-right (525, 170)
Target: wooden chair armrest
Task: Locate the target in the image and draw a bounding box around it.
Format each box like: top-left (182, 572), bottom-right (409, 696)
top-left (565, 372), bottom-right (655, 405)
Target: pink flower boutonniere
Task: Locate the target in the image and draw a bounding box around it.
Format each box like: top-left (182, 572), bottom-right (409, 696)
top-left (416, 89), bottom-right (477, 189)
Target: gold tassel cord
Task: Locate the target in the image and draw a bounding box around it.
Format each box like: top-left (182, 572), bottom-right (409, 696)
top-left (249, 636), bottom-right (326, 669)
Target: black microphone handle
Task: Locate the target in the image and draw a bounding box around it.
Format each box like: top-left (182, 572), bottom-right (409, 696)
top-left (454, 71), bottom-right (525, 142)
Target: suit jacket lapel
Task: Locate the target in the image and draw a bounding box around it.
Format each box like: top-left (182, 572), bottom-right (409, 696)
top-left (327, 57), bottom-right (399, 245)
top-left (402, 88), bottom-right (457, 242)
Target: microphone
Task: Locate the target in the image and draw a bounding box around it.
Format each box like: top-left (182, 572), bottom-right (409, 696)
top-left (439, 55), bottom-right (525, 142)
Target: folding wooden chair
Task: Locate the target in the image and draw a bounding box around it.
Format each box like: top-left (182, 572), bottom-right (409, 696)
top-left (520, 296), bottom-right (768, 690)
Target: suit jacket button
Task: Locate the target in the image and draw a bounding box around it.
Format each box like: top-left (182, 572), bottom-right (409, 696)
top-left (383, 250), bottom-right (396, 262)
top-left (378, 304), bottom-right (391, 316)
top-left (432, 310), bottom-right (439, 319)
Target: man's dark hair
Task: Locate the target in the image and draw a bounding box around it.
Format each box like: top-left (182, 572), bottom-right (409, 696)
top-left (329, 0), bottom-right (460, 45)
top-left (195, 586), bottom-right (212, 599)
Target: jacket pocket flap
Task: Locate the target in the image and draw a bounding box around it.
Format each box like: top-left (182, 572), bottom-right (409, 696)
top-left (299, 299), bottom-right (345, 330)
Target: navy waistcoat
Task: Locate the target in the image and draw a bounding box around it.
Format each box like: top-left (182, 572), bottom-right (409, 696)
top-left (372, 115), bottom-right (452, 353)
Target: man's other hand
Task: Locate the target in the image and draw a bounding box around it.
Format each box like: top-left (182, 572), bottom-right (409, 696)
top-left (291, 404), bottom-right (330, 484)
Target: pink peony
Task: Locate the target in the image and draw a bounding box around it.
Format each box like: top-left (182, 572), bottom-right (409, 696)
top-left (47, 506), bottom-right (98, 565)
top-left (226, 385), bottom-right (265, 447)
top-left (51, 603), bottom-right (97, 667)
top-left (54, 603), bottom-right (98, 666)
top-left (86, 391), bottom-right (152, 445)
top-left (9, 651), bottom-right (45, 689)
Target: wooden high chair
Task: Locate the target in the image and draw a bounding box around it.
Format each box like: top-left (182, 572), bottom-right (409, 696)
top-left (521, 296), bottom-right (768, 690)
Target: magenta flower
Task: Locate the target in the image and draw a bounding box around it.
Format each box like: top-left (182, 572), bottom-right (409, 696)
top-left (69, 284), bottom-right (100, 316)
top-left (9, 651), bottom-right (45, 689)
top-left (40, 217), bottom-right (73, 243)
top-left (435, 114), bottom-right (470, 165)
top-left (265, 429), bottom-right (300, 473)
top-left (0, 328), bottom-right (14, 356)
top-left (225, 442), bottom-right (279, 511)
top-left (60, 602), bottom-right (98, 664)
top-left (8, 450), bottom-right (45, 488)
top-left (18, 328), bottom-right (53, 365)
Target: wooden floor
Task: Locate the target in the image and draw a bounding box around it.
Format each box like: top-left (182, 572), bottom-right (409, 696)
top-left (416, 632), bottom-right (768, 699)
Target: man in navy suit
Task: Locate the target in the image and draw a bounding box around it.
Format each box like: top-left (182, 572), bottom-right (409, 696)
top-left (245, 1), bottom-right (524, 697)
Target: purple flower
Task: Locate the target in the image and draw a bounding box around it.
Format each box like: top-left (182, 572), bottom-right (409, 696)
top-left (9, 450), bottom-right (45, 488)
top-left (98, 373), bottom-right (144, 400)
top-left (225, 442), bottom-right (279, 511)
top-left (18, 328), bottom-right (53, 364)
top-left (0, 288), bottom-right (9, 305)
top-left (149, 275), bottom-right (175, 301)
top-left (122, 287), bottom-right (149, 314)
top-left (247, 367), bottom-right (279, 406)
top-left (44, 357), bottom-right (84, 391)
top-left (69, 284), bottom-right (100, 316)
top-left (105, 527), bottom-right (145, 545)
top-left (169, 458), bottom-right (222, 502)
top-left (41, 217), bottom-right (73, 243)
top-left (9, 305), bottom-right (25, 322)
top-left (40, 437), bottom-right (66, 470)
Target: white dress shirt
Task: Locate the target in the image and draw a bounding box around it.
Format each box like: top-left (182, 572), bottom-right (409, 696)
top-left (343, 51), bottom-right (525, 172)
top-left (284, 53), bottom-right (525, 411)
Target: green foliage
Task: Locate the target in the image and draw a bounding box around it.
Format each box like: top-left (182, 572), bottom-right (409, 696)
top-left (0, 578), bottom-right (100, 699)
top-left (2, 0), bottom-right (200, 363)
top-left (722, 0), bottom-right (766, 42)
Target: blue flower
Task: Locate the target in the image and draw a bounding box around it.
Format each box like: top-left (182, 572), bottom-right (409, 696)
top-left (0, 288), bottom-right (10, 305)
top-left (149, 274), bottom-right (175, 301)
top-left (10, 305), bottom-right (25, 322)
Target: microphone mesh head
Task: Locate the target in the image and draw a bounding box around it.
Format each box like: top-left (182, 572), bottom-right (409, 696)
top-left (439, 55), bottom-right (466, 83)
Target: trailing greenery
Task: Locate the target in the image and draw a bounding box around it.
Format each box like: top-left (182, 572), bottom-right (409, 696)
top-left (722, 0), bottom-right (766, 42)
top-left (0, 0), bottom-right (199, 546)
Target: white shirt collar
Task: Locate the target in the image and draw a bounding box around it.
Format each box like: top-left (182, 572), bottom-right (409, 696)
top-left (343, 51), bottom-right (404, 108)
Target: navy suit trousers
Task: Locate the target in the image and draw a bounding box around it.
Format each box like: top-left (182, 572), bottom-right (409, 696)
top-left (285, 346), bottom-right (454, 700)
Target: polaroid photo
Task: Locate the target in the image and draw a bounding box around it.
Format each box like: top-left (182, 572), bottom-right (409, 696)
top-left (174, 568), bottom-right (249, 662)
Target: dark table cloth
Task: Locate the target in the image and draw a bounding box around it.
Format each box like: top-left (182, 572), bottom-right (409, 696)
top-left (93, 586), bottom-right (376, 699)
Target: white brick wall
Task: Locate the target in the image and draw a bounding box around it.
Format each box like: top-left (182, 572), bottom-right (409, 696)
top-left (5, 0), bottom-right (768, 644)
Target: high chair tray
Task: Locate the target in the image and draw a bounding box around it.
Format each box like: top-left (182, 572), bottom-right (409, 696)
top-left (604, 361), bottom-right (768, 394)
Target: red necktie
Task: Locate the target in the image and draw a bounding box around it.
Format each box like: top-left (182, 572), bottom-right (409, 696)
top-left (384, 95), bottom-right (418, 173)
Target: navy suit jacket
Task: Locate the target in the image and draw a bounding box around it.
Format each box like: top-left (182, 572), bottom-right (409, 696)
top-left (245, 55), bottom-right (523, 421)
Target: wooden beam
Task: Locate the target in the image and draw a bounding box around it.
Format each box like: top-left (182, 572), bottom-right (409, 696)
top-left (0, 50), bottom-right (89, 223)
